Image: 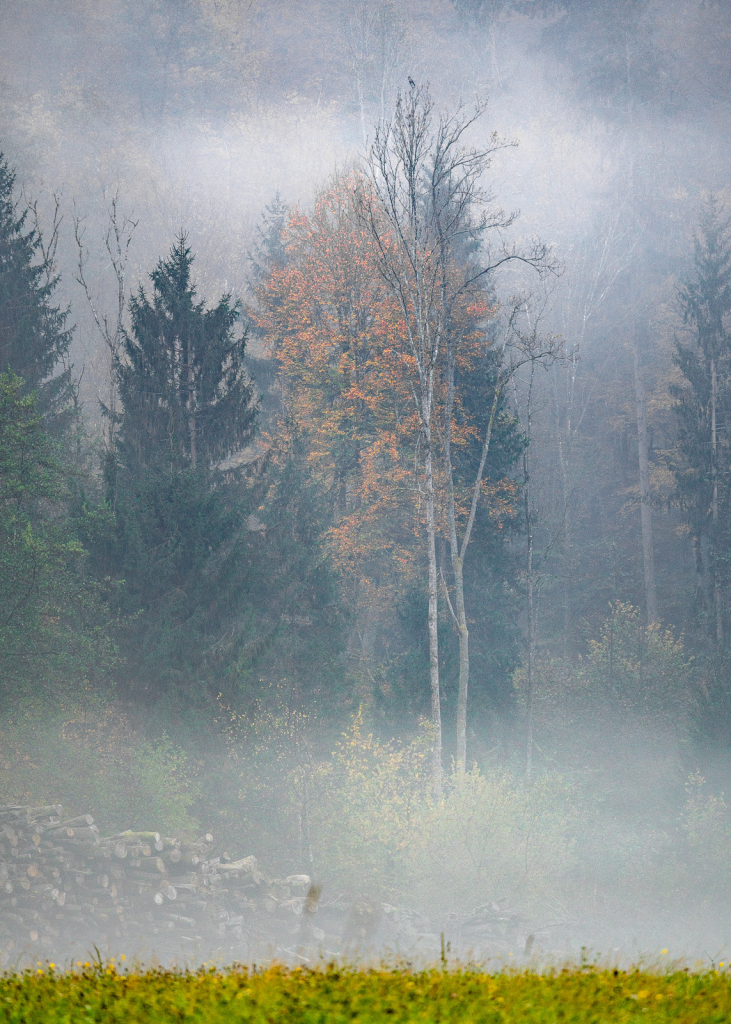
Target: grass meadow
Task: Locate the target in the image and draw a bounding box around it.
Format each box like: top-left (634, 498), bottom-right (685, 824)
top-left (1, 959), bottom-right (731, 1023)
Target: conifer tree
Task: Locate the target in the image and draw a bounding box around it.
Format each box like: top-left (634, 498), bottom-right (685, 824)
top-left (115, 234), bottom-right (255, 474)
top-left (246, 194), bottom-right (290, 430)
top-left (249, 193), bottom-right (288, 286)
top-left (104, 236), bottom-right (257, 709)
top-left (0, 371), bottom-right (115, 705)
top-left (0, 153), bottom-right (72, 418)
top-left (673, 197), bottom-right (731, 649)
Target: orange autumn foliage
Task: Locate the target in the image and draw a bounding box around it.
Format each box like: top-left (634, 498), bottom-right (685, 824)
top-left (254, 176), bottom-right (422, 593)
top-left (253, 174), bottom-right (517, 605)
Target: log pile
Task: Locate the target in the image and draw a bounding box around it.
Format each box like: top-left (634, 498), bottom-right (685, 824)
top-left (0, 804), bottom-right (321, 968)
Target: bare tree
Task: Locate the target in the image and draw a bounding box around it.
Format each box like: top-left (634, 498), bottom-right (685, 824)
top-left (73, 191), bottom-right (137, 451)
top-left (359, 84), bottom-right (554, 787)
top-left (545, 200), bottom-right (659, 636)
top-left (357, 85), bottom-right (447, 794)
top-left (344, 0), bottom-right (407, 147)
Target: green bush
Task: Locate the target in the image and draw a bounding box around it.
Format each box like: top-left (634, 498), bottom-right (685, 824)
top-left (0, 706), bottom-right (198, 836)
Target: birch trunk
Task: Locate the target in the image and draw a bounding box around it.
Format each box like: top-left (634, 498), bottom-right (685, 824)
top-left (522, 361), bottom-right (537, 781)
top-left (453, 555), bottom-right (469, 776)
top-left (524, 544), bottom-right (536, 781)
top-left (423, 429), bottom-right (442, 798)
top-left (444, 352), bottom-right (502, 777)
top-left (442, 339), bottom-right (469, 778)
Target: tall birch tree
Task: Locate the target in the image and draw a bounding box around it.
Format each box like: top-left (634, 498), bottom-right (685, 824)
top-left (358, 84), bottom-right (553, 783)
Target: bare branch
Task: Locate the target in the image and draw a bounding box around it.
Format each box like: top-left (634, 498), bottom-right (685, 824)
top-left (73, 190), bottom-right (137, 448)
top-left (25, 189), bottom-right (63, 288)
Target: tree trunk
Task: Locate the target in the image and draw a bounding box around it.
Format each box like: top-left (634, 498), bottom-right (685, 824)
top-left (522, 361), bottom-right (537, 781)
top-left (632, 326), bottom-right (658, 624)
top-left (453, 555), bottom-right (469, 776)
top-left (447, 376), bottom-right (502, 778)
top-left (441, 319), bottom-right (513, 777)
top-left (524, 488), bottom-right (538, 781)
top-left (525, 566), bottom-right (536, 781)
top-left (442, 338), bottom-right (469, 778)
top-left (711, 358), bottom-right (723, 644)
top-left (187, 345), bottom-right (197, 468)
top-left (423, 425), bottom-right (442, 800)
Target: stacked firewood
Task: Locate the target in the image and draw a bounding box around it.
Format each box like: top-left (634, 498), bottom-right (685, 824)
top-left (0, 803), bottom-right (316, 967)
top-left (0, 803), bottom-right (545, 967)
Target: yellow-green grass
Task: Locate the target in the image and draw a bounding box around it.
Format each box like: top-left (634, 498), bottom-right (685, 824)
top-left (2, 961), bottom-right (731, 1022)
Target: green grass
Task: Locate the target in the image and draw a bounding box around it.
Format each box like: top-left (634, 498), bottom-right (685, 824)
top-left (2, 961), bottom-right (731, 1022)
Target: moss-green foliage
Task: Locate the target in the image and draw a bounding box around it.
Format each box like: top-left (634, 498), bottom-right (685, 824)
top-left (0, 710), bottom-right (198, 837)
top-left (0, 372), bottom-right (116, 706)
top-left (0, 154), bottom-right (73, 419)
top-left (403, 770), bottom-right (576, 918)
top-left (206, 696), bottom-right (731, 923)
top-left (680, 770), bottom-right (731, 893)
top-left (516, 602), bottom-right (695, 741)
top-left (2, 963), bottom-right (731, 1023)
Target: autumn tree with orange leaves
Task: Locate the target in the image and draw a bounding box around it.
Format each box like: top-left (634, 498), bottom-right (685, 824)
top-left (254, 111), bottom-right (555, 792)
top-left (253, 177), bottom-right (422, 638)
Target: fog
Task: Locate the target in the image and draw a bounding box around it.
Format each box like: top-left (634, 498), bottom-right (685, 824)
top-left (2, 0), bottom-right (731, 970)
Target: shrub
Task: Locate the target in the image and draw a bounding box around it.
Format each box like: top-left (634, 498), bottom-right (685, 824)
top-left (0, 705), bottom-right (199, 836)
top-left (221, 706), bottom-right (577, 916)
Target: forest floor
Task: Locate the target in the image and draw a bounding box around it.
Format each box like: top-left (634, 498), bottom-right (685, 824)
top-left (0, 961), bottom-right (730, 1022)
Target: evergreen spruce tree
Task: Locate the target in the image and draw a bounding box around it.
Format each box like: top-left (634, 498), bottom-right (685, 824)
top-left (0, 153), bottom-right (73, 419)
top-left (0, 371), bottom-right (116, 705)
top-left (249, 192), bottom-right (288, 286)
top-left (245, 194), bottom-right (290, 431)
top-left (116, 234), bottom-right (255, 473)
top-left (673, 198), bottom-right (731, 741)
top-left (105, 236), bottom-right (257, 710)
top-left (673, 198), bottom-right (731, 643)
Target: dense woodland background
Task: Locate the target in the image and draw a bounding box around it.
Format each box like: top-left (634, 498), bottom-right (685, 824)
top-left (3, 0), bottom-right (731, 947)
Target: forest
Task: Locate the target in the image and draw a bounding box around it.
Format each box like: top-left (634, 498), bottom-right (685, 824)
top-left (2, 0), bottom-right (731, 961)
